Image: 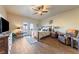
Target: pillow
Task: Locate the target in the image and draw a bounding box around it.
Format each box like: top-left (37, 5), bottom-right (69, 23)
top-left (12, 33), bottom-right (16, 43)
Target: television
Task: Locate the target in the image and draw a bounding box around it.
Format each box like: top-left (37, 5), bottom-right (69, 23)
top-left (0, 17), bottom-right (9, 33)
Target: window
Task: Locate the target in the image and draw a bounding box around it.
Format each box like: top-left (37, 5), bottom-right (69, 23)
top-left (30, 23), bottom-right (34, 30)
top-left (22, 23), bottom-right (28, 32)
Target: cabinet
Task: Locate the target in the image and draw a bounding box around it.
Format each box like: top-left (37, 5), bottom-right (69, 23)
top-left (0, 36), bottom-right (8, 54)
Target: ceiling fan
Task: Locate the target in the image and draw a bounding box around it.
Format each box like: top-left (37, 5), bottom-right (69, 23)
top-left (32, 5), bottom-right (48, 15)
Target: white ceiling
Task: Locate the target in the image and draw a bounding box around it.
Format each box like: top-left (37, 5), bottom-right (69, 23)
top-left (4, 5), bottom-right (79, 20)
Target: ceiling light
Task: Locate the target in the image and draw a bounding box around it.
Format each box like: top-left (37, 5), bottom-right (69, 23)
top-left (32, 5), bottom-right (48, 15)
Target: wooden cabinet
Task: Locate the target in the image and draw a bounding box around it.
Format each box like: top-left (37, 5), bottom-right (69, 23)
top-left (0, 36), bottom-right (8, 54)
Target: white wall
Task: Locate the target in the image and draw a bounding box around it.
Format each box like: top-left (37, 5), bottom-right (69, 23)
top-left (40, 8), bottom-right (79, 32)
top-left (1, 5), bottom-right (79, 32)
top-left (0, 6), bottom-right (39, 32)
top-left (7, 13), bottom-right (39, 31)
top-left (0, 6), bottom-right (7, 19)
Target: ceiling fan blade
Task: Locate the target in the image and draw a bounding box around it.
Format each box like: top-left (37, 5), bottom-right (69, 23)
top-left (41, 5), bottom-right (44, 9)
top-left (42, 11), bottom-right (48, 13)
top-left (32, 8), bottom-right (39, 11)
top-left (33, 12), bottom-right (38, 15)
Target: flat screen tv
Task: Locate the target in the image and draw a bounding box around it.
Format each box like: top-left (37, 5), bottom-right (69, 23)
top-left (0, 17), bottom-right (9, 33)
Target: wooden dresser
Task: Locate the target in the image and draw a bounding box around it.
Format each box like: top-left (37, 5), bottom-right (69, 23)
top-left (0, 35), bottom-right (8, 54)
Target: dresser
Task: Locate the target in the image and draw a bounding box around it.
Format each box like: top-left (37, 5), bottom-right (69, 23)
top-left (0, 34), bottom-right (9, 54)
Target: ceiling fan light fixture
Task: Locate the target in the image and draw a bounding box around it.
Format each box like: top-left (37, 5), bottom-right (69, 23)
top-left (38, 11), bottom-right (42, 14)
top-left (32, 5), bottom-right (48, 15)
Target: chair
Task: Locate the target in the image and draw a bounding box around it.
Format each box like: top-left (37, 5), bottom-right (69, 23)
top-left (71, 31), bottom-right (79, 49)
top-left (65, 29), bottom-right (78, 46)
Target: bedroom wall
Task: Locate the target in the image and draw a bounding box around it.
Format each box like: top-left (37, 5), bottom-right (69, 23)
top-left (7, 13), bottom-right (39, 32)
top-left (40, 8), bottom-right (79, 32)
top-left (0, 6), bottom-right (7, 19)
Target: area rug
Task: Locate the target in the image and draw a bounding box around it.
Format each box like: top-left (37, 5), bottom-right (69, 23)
top-left (25, 36), bottom-right (38, 44)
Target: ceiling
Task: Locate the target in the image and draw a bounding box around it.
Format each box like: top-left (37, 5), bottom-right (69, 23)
top-left (4, 5), bottom-right (79, 20)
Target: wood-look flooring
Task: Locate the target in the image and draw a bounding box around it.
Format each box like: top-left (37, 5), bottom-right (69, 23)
top-left (10, 37), bottom-right (79, 54)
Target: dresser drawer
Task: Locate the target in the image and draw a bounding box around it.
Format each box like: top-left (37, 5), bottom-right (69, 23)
top-left (0, 39), bottom-right (5, 48)
top-left (0, 39), bottom-right (4, 43)
top-left (0, 36), bottom-right (8, 54)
